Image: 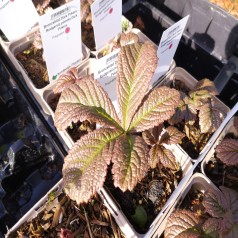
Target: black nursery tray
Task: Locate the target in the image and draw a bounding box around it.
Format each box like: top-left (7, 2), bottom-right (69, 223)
top-left (123, 1), bottom-right (224, 81)
top-left (0, 59), bottom-right (64, 236)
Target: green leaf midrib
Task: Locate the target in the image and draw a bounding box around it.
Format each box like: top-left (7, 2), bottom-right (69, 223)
top-left (122, 45), bottom-right (141, 130)
top-left (73, 130), bottom-right (124, 181)
top-left (128, 93), bottom-right (175, 131)
top-left (121, 135), bottom-right (133, 189)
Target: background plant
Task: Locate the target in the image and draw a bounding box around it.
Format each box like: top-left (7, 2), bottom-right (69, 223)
top-left (164, 186), bottom-right (238, 238)
top-left (168, 78), bottom-right (226, 155)
top-left (54, 42), bottom-right (181, 204)
top-left (215, 117), bottom-right (238, 166)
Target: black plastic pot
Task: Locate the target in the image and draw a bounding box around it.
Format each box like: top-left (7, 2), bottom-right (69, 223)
top-left (0, 58), bottom-right (64, 235)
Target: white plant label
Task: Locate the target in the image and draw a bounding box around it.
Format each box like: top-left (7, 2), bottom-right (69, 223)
top-left (91, 0), bottom-right (122, 50)
top-left (152, 15), bottom-right (190, 86)
top-left (39, 0), bottom-right (82, 82)
top-left (94, 49), bottom-right (119, 106)
top-left (0, 0), bottom-right (38, 41)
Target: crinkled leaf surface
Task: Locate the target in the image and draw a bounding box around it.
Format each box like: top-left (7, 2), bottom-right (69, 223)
top-left (234, 116), bottom-right (238, 133)
top-left (193, 78), bottom-right (219, 96)
top-left (53, 67), bottom-right (79, 94)
top-left (63, 128), bottom-right (122, 204)
top-left (155, 145), bottom-right (179, 170)
top-left (174, 231), bottom-right (201, 238)
top-left (129, 86), bottom-right (180, 132)
top-left (222, 224), bottom-right (238, 238)
top-left (159, 126), bottom-right (185, 145)
top-left (111, 134), bottom-right (149, 191)
top-left (199, 98), bottom-right (225, 134)
top-left (55, 77), bottom-right (120, 130)
top-left (148, 144), bottom-right (160, 169)
top-left (164, 210), bottom-right (201, 238)
top-left (142, 124), bottom-right (164, 146)
top-left (119, 32), bottom-right (139, 46)
top-left (215, 139), bottom-right (238, 166)
top-left (169, 95), bottom-right (196, 125)
top-left (220, 186), bottom-right (238, 222)
top-left (116, 42), bottom-right (157, 130)
top-left (202, 218), bottom-right (220, 238)
top-left (203, 188), bottom-right (228, 218)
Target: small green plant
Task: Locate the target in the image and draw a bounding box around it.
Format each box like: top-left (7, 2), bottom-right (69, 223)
top-left (54, 42), bottom-right (181, 204)
top-left (164, 186), bottom-right (238, 238)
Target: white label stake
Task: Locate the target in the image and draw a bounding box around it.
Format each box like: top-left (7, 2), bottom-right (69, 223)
top-left (39, 0), bottom-right (82, 82)
top-left (152, 15), bottom-right (190, 86)
top-left (91, 0), bottom-right (122, 50)
top-left (0, 0), bottom-right (38, 41)
top-left (94, 49), bottom-right (119, 106)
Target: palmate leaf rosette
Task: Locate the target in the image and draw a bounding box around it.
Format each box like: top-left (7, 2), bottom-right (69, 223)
top-left (55, 42), bottom-right (181, 204)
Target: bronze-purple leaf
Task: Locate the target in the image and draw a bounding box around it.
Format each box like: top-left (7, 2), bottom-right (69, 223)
top-left (164, 210), bottom-right (201, 238)
top-left (234, 116), bottom-right (238, 133)
top-left (142, 124), bottom-right (164, 146)
top-left (203, 188), bottom-right (227, 218)
top-left (129, 86), bottom-right (180, 132)
top-left (111, 135), bottom-right (149, 191)
top-left (202, 218), bottom-right (220, 237)
top-left (169, 95), bottom-right (197, 125)
top-left (156, 145), bottom-right (179, 171)
top-left (53, 67), bottom-right (80, 94)
top-left (219, 186), bottom-right (238, 222)
top-left (117, 42), bottom-right (157, 130)
top-left (199, 98), bottom-right (225, 134)
top-left (54, 77), bottom-right (121, 130)
top-left (193, 78), bottom-right (219, 96)
top-left (159, 126), bottom-right (185, 145)
top-left (148, 145), bottom-right (160, 169)
top-left (63, 128), bottom-right (122, 204)
top-left (215, 139), bottom-right (238, 166)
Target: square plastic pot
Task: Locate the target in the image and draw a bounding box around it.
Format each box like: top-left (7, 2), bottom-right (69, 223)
top-left (41, 59), bottom-right (95, 148)
top-left (99, 144), bottom-right (193, 238)
top-left (7, 28), bottom-right (90, 116)
top-left (201, 116), bottom-right (238, 176)
top-left (158, 172), bottom-right (218, 238)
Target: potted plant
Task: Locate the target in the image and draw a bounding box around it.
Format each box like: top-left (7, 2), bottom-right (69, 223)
top-left (201, 115), bottom-right (238, 191)
top-left (6, 180), bottom-right (126, 238)
top-left (158, 67), bottom-right (229, 160)
top-left (163, 173), bottom-right (238, 238)
top-left (6, 27), bottom-right (90, 116)
top-left (53, 41), bottom-right (193, 237)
